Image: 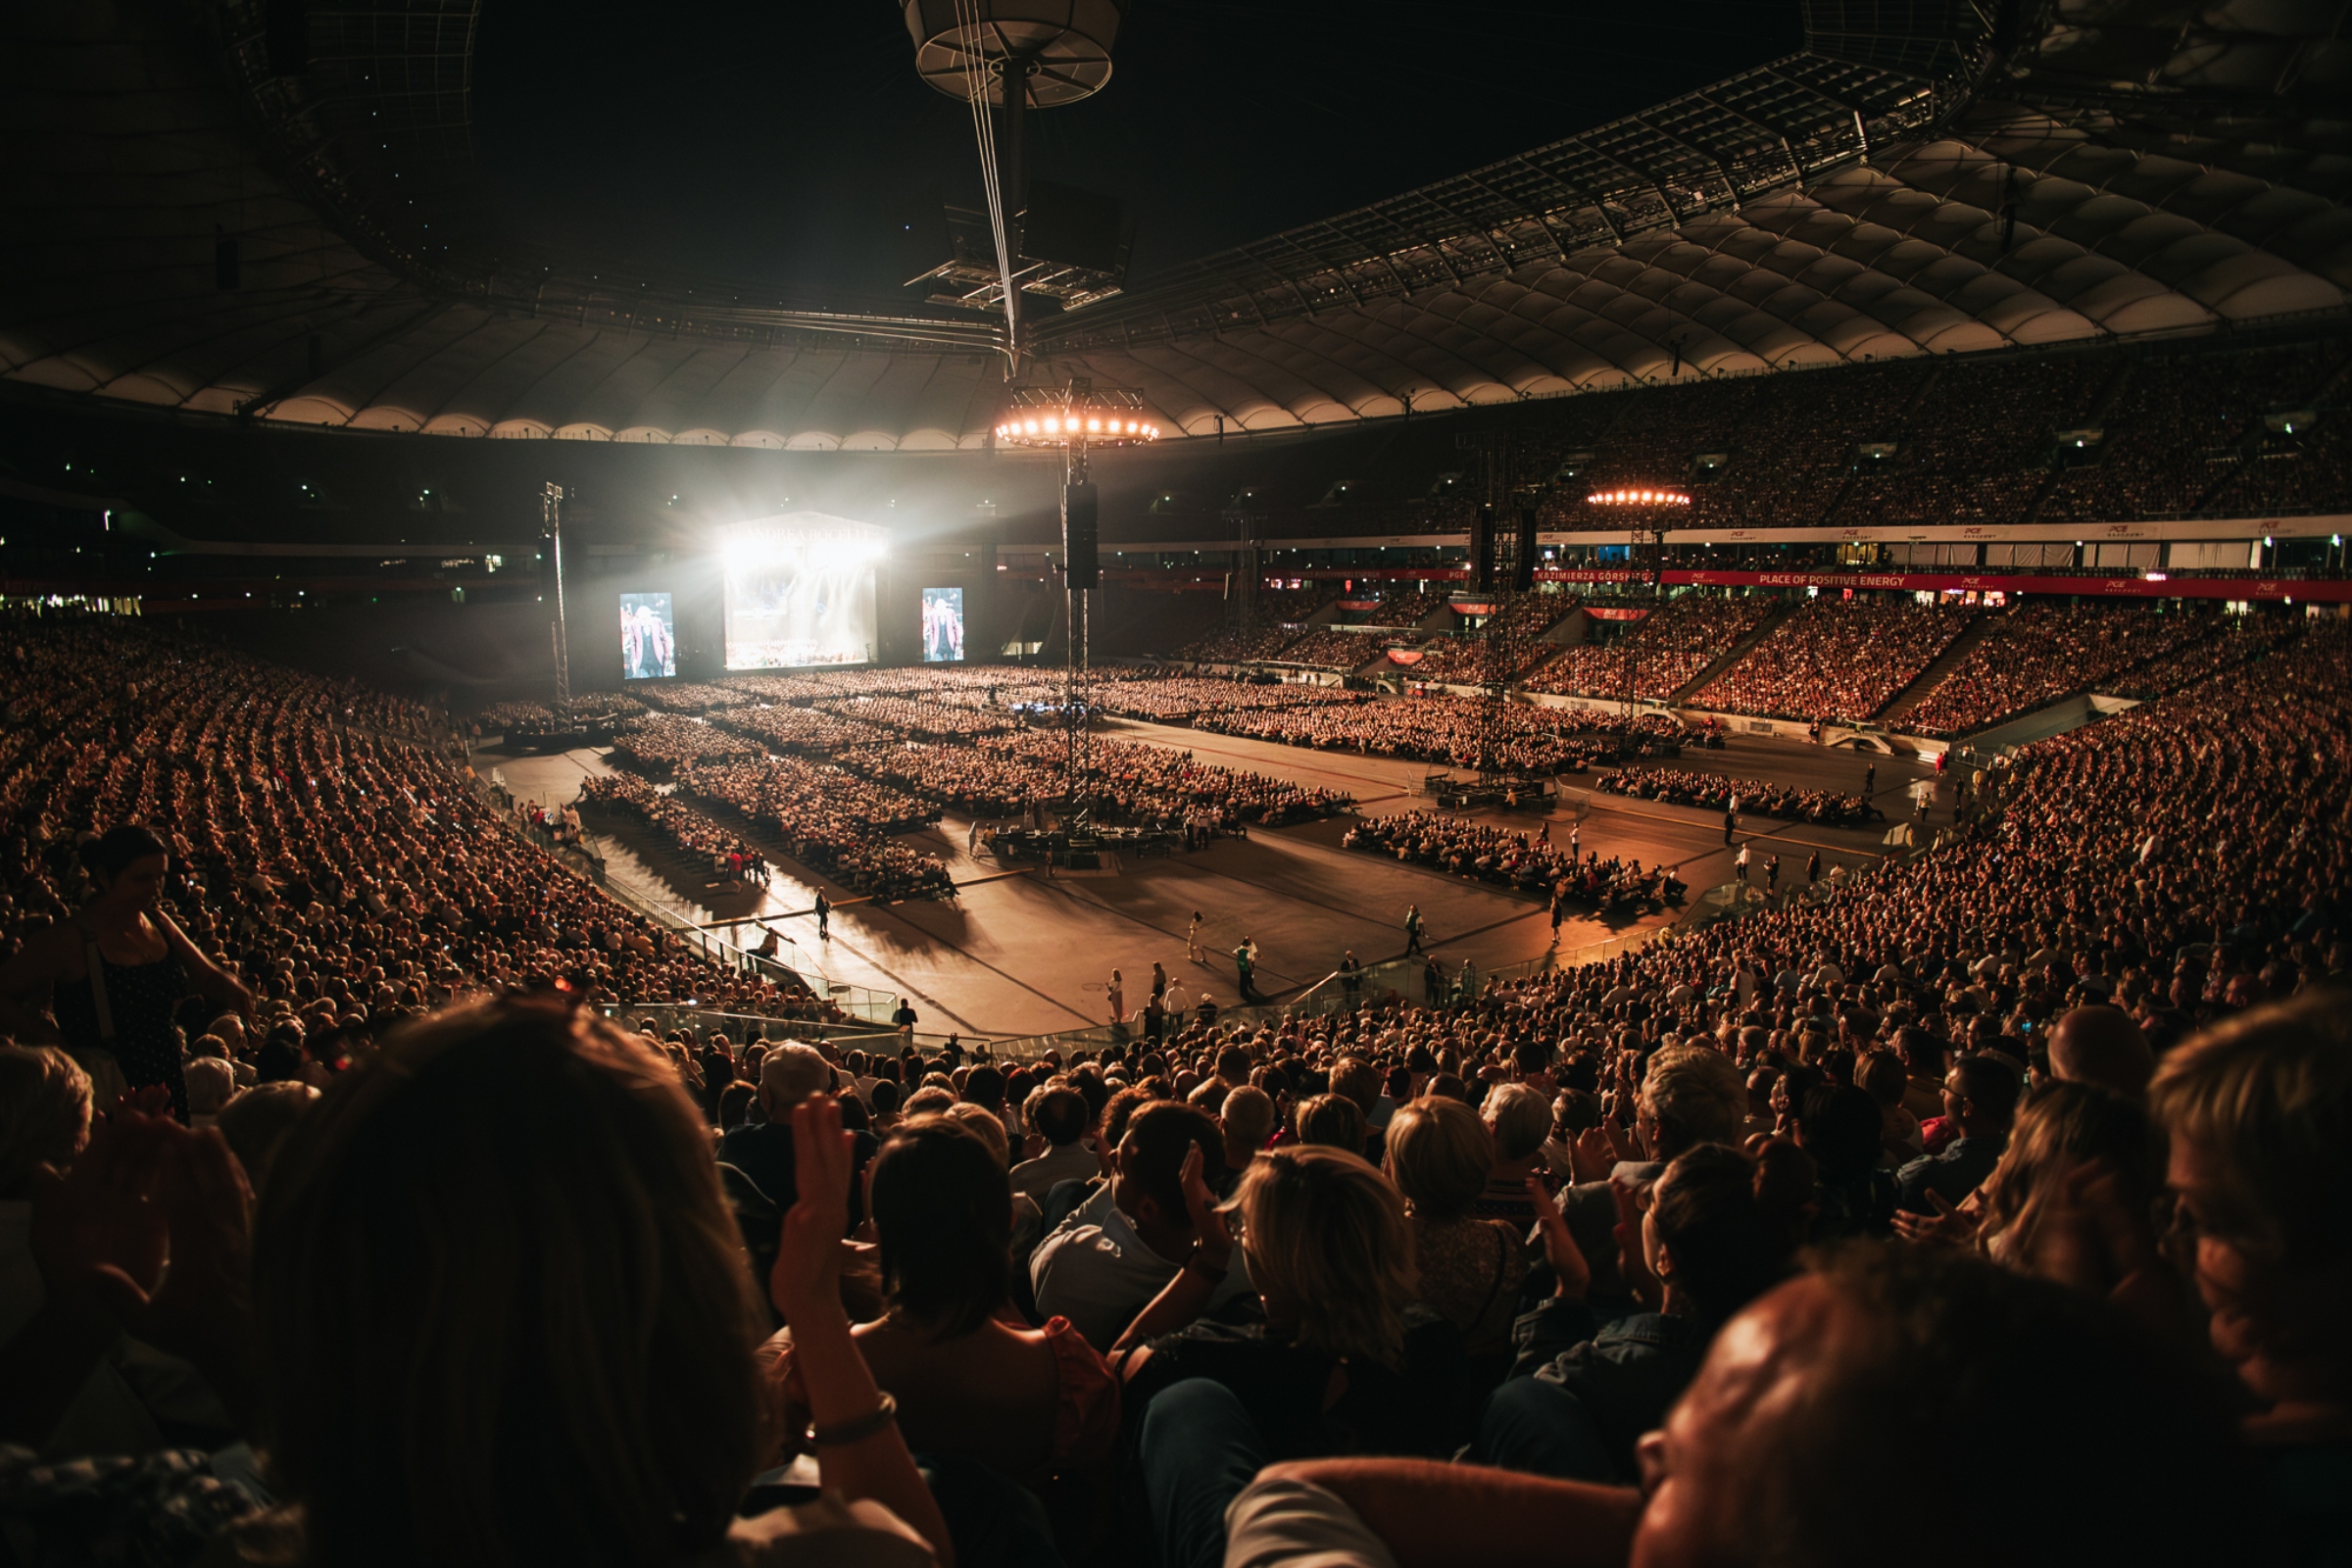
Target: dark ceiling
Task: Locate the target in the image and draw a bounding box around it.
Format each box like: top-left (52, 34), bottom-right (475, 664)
top-left (466, 0), bottom-right (1803, 299)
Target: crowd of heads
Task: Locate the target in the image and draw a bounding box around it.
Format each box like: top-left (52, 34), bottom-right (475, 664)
top-left (1594, 764), bottom-right (1873, 826)
top-left (1, 603), bottom-right (2346, 1568)
top-left (1522, 595), bottom-right (1777, 702)
top-left (1194, 691), bottom-right (1681, 772)
top-left (1902, 602), bottom-right (2216, 737)
top-left (1692, 598), bottom-right (1978, 722)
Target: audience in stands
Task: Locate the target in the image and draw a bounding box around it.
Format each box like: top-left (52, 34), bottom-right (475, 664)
top-left (1694, 599), bottom-right (1975, 722)
top-left (0, 606), bottom-right (2346, 1568)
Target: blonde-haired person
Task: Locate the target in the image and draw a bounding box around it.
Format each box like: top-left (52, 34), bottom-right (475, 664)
top-left (222, 998), bottom-right (954, 1568)
top-left (1387, 1095), bottom-right (1528, 1352)
top-left (1114, 1145), bottom-right (1451, 1568)
top-left (0, 1043), bottom-right (93, 1200)
top-left (2147, 990), bottom-right (2352, 1517)
top-left (1891, 1080), bottom-right (2162, 1289)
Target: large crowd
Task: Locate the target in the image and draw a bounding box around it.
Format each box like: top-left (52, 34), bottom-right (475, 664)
top-left (0, 615), bottom-right (839, 1043)
top-left (664, 760), bottom-right (956, 903)
top-left (1193, 692), bottom-right (1682, 772)
top-left (1901, 603), bottom-right (2216, 737)
top-left (0, 601), bottom-right (2346, 1568)
top-left (1692, 599), bottom-right (1977, 722)
top-left (1272, 629), bottom-right (1399, 670)
top-left (1089, 676), bottom-right (1371, 723)
top-left (608, 714), bottom-right (768, 775)
top-left (1344, 808), bottom-right (1677, 910)
top-left (1522, 596), bottom-right (1778, 702)
top-left (1593, 764), bottom-right (1875, 825)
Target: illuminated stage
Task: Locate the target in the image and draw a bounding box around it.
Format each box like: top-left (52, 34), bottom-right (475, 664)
top-left (721, 513), bottom-right (885, 671)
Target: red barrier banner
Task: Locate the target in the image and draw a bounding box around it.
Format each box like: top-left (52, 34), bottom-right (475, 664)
top-left (1584, 606), bottom-right (1652, 620)
top-left (1385, 648), bottom-right (1426, 665)
top-left (1521, 568), bottom-right (2350, 603)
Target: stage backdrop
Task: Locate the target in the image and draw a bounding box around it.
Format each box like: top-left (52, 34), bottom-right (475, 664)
top-left (720, 512), bottom-right (882, 670)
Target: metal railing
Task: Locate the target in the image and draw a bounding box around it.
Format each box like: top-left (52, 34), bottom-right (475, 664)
top-left (598, 1002), bottom-right (981, 1053)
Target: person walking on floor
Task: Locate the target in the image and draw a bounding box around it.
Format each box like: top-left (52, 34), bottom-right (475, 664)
top-left (1736, 843), bottom-right (1751, 883)
top-left (1151, 960), bottom-right (1168, 1008)
top-left (1569, 823), bottom-right (1580, 859)
top-left (1864, 760), bottom-right (1877, 796)
top-left (1106, 968), bottom-right (1125, 1024)
top-left (813, 890), bottom-right (831, 941)
top-left (1187, 910), bottom-right (1205, 962)
top-left (1234, 938), bottom-right (1261, 1003)
top-left (1723, 810), bottom-right (1737, 847)
top-left (1549, 889), bottom-right (1567, 945)
top-left (1403, 903), bottom-right (1426, 956)
top-left (1806, 849), bottom-right (1821, 885)
top-left (1766, 854), bottom-right (1781, 895)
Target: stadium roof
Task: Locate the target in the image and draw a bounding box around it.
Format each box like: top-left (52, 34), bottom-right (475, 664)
top-left (5, 0), bottom-right (2346, 450)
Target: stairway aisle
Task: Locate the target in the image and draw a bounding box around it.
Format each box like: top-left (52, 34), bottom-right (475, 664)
top-left (1876, 612), bottom-right (1998, 725)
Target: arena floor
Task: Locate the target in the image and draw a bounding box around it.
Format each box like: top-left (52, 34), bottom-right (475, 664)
top-left (482, 722), bottom-right (1942, 1039)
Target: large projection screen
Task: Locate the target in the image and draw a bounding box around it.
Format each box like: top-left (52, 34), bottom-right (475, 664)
top-left (921, 587), bottom-right (965, 662)
top-left (618, 592), bottom-right (676, 679)
top-left (721, 516), bottom-right (880, 670)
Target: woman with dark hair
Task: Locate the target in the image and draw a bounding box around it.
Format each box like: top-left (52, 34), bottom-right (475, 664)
top-left (236, 997), bottom-right (953, 1567)
top-left (0, 824), bottom-right (252, 1120)
top-left (1797, 1083), bottom-right (1900, 1240)
top-left (762, 1114), bottom-right (1119, 1485)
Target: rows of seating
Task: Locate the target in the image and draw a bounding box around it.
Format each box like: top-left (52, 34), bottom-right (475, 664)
top-left (1901, 604), bottom-right (2215, 737)
top-left (0, 613), bottom-right (834, 1025)
top-left (1691, 599), bottom-right (1977, 722)
top-left (1521, 595), bottom-right (1777, 702)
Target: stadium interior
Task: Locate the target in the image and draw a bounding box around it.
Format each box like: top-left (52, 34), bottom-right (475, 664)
top-left (1, 0), bottom-right (2347, 1563)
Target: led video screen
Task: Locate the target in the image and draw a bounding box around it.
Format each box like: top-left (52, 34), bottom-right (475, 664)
top-left (618, 592), bottom-right (676, 680)
top-left (722, 526), bottom-right (879, 670)
top-left (921, 586), bottom-right (965, 662)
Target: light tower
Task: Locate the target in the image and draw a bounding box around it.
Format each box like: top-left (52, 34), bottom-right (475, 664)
top-left (1586, 487), bottom-right (1690, 751)
top-left (541, 481), bottom-right (570, 724)
top-left (994, 385), bottom-right (1159, 813)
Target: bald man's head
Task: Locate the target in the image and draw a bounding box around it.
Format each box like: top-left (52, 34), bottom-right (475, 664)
top-left (2049, 1005), bottom-right (2155, 1102)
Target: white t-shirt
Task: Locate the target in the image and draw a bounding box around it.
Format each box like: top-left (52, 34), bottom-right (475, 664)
top-left (1029, 1184), bottom-right (1252, 1349)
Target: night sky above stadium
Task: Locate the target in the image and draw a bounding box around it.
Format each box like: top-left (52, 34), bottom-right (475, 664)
top-left (471, 0), bottom-right (1800, 306)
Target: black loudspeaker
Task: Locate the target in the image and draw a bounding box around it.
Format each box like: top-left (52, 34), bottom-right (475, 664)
top-left (1470, 502), bottom-right (1496, 591)
top-left (1063, 480), bottom-right (1100, 589)
top-left (215, 232), bottom-right (241, 291)
top-left (1513, 504), bottom-right (1539, 591)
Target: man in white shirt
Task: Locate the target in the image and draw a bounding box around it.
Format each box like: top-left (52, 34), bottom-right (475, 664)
top-left (1030, 1101), bottom-right (1251, 1349)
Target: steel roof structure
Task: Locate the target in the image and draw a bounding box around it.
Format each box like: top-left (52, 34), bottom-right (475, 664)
top-left (5, 0), bottom-right (2346, 449)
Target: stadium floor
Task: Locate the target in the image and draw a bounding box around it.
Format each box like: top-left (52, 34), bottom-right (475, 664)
top-left (483, 724), bottom-right (1944, 1039)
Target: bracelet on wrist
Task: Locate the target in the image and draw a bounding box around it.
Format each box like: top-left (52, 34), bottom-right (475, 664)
top-left (807, 1390), bottom-right (898, 1446)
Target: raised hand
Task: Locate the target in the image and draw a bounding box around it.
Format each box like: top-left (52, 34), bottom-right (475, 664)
top-left (1527, 1174), bottom-right (1591, 1301)
top-left (770, 1096), bottom-right (853, 1323)
top-left (1890, 1189), bottom-right (1979, 1250)
top-left (1570, 1125), bottom-right (1618, 1184)
top-left (1179, 1145), bottom-right (1234, 1272)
